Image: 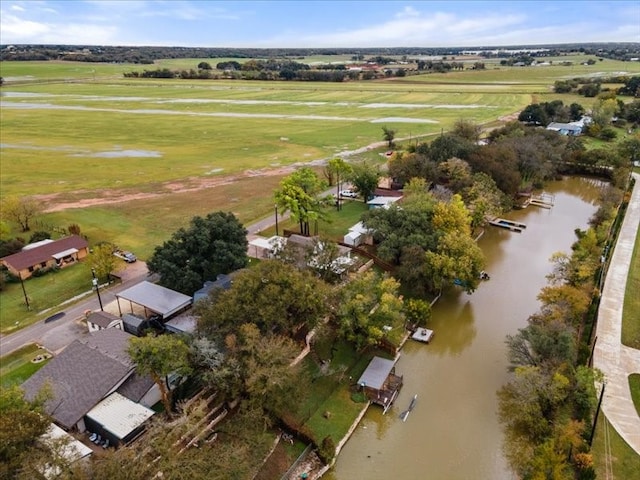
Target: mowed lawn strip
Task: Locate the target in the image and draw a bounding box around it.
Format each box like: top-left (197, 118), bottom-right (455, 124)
top-left (0, 343), bottom-right (50, 387)
top-left (592, 414), bottom-right (640, 478)
top-left (622, 221), bottom-right (640, 349)
top-left (0, 262), bottom-right (93, 334)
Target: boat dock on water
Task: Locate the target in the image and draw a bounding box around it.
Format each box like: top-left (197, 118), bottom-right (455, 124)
top-left (488, 218), bottom-right (527, 233)
top-left (412, 328), bottom-right (434, 344)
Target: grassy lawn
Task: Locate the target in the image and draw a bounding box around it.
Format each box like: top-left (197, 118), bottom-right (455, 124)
top-left (0, 343), bottom-right (50, 387)
top-left (0, 262), bottom-right (94, 334)
top-left (622, 217), bottom-right (640, 349)
top-left (630, 374), bottom-right (640, 418)
top-left (284, 330), bottom-right (394, 446)
top-left (591, 414), bottom-right (640, 479)
top-left (259, 200), bottom-right (368, 241)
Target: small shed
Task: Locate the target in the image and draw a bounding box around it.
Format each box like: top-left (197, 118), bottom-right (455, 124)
top-left (115, 281), bottom-right (192, 320)
top-left (357, 356), bottom-right (403, 413)
top-left (366, 196), bottom-right (402, 210)
top-left (248, 235), bottom-right (285, 259)
top-left (343, 230), bottom-right (363, 247)
top-left (86, 311), bottom-right (123, 333)
top-left (164, 314), bottom-right (198, 335)
top-left (84, 392), bottom-right (155, 447)
top-left (343, 221), bottom-right (372, 247)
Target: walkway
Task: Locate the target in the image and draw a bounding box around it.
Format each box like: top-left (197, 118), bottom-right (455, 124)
top-left (593, 172), bottom-right (640, 454)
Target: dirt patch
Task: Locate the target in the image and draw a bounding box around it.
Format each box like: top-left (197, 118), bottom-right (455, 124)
top-left (38, 138), bottom-right (406, 213)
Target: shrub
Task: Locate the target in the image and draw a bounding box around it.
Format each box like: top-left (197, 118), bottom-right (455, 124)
top-left (317, 436), bottom-right (336, 464)
top-left (599, 127), bottom-right (618, 141)
top-left (67, 224), bottom-right (81, 235)
top-left (29, 231), bottom-right (51, 243)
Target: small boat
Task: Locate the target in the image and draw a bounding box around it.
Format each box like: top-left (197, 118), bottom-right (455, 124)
top-left (400, 394), bottom-right (418, 422)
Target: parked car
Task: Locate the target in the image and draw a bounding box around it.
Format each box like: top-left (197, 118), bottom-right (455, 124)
top-left (113, 249), bottom-right (137, 263)
top-left (340, 190), bottom-right (358, 198)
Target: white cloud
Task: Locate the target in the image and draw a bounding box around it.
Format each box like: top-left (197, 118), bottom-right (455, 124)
top-left (11, 4), bottom-right (25, 12)
top-left (0, 11), bottom-right (118, 44)
top-left (258, 10), bottom-right (526, 48)
top-left (395, 6), bottom-right (420, 18)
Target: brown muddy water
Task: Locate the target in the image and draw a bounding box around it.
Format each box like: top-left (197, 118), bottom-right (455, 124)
top-left (328, 176), bottom-right (605, 480)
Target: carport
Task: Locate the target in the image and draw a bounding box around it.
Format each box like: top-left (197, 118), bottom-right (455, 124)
top-left (115, 281), bottom-right (192, 320)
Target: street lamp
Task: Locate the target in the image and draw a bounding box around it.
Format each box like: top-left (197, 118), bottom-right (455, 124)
top-left (91, 268), bottom-right (104, 311)
top-left (274, 204), bottom-right (279, 236)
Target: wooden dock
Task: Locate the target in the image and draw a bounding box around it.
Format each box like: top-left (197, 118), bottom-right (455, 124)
top-left (488, 218), bottom-right (527, 233)
top-left (412, 328), bottom-right (434, 344)
top-left (517, 192), bottom-right (555, 209)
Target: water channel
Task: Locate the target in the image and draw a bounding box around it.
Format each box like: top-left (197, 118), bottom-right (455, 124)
top-left (328, 176), bottom-right (605, 480)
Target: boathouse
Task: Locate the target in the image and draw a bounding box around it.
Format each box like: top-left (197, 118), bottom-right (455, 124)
top-left (357, 356), bottom-right (403, 413)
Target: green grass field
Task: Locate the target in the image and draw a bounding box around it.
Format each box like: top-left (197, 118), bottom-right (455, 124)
top-left (1, 57), bottom-right (639, 329)
top-left (592, 413), bottom-right (640, 479)
top-left (622, 216), bottom-right (640, 349)
top-left (0, 343), bottom-right (50, 387)
top-left (0, 262), bottom-right (94, 334)
top-left (630, 374), bottom-right (640, 418)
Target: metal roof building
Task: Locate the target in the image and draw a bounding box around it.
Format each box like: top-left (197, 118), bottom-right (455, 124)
top-left (85, 392), bottom-right (155, 446)
top-left (357, 356), bottom-right (396, 390)
top-left (115, 281), bottom-right (192, 319)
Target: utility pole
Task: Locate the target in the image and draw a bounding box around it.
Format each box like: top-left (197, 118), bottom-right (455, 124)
top-left (19, 273), bottom-right (30, 310)
top-left (91, 268), bottom-right (104, 311)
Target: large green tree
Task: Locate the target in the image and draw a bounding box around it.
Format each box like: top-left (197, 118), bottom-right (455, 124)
top-left (335, 271), bottom-right (404, 350)
top-left (128, 335), bottom-right (192, 416)
top-left (197, 260), bottom-right (330, 338)
top-left (89, 243), bottom-right (117, 282)
top-left (275, 167), bottom-right (328, 235)
top-left (1, 196), bottom-right (42, 232)
top-left (0, 386), bottom-right (51, 479)
top-left (348, 162), bottom-right (380, 201)
top-left (147, 211), bottom-right (248, 294)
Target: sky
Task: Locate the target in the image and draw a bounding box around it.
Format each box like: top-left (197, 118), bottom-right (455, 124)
top-left (1, 1), bottom-right (639, 48)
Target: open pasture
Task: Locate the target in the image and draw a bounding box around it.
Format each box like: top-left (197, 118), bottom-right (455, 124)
top-left (1, 77), bottom-right (529, 200)
top-left (1, 57), bottom-right (636, 260)
top-left (391, 57), bottom-right (640, 85)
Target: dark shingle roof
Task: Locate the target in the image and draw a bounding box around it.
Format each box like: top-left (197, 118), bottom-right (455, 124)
top-left (21, 329), bottom-right (136, 429)
top-left (1, 235), bottom-right (88, 271)
top-left (86, 311), bottom-right (120, 329)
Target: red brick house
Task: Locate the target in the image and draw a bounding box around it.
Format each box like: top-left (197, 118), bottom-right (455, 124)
top-left (1, 235), bottom-right (89, 279)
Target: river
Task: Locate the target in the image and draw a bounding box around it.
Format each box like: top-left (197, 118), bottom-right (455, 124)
top-left (328, 176), bottom-right (605, 480)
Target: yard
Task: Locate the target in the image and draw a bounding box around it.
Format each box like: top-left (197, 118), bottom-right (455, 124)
top-left (0, 261), bottom-right (95, 334)
top-left (0, 343), bottom-right (50, 387)
top-left (259, 199), bottom-right (369, 241)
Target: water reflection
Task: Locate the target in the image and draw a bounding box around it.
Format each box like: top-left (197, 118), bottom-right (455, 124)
top-left (429, 299), bottom-right (477, 356)
top-left (330, 176), bottom-right (603, 480)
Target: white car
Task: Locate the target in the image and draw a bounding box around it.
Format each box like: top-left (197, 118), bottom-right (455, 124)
top-left (340, 190), bottom-right (358, 198)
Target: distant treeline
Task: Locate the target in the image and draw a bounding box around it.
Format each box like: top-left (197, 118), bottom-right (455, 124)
top-left (1, 43), bottom-right (639, 64)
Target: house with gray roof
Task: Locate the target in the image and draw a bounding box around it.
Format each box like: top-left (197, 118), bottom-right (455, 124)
top-left (22, 329), bottom-right (160, 435)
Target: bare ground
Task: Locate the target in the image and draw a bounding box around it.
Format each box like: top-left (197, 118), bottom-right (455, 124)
top-left (38, 136), bottom-right (434, 213)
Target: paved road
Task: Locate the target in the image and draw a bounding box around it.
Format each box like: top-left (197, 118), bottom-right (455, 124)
top-left (593, 172), bottom-right (640, 454)
top-left (0, 261), bottom-right (150, 355)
